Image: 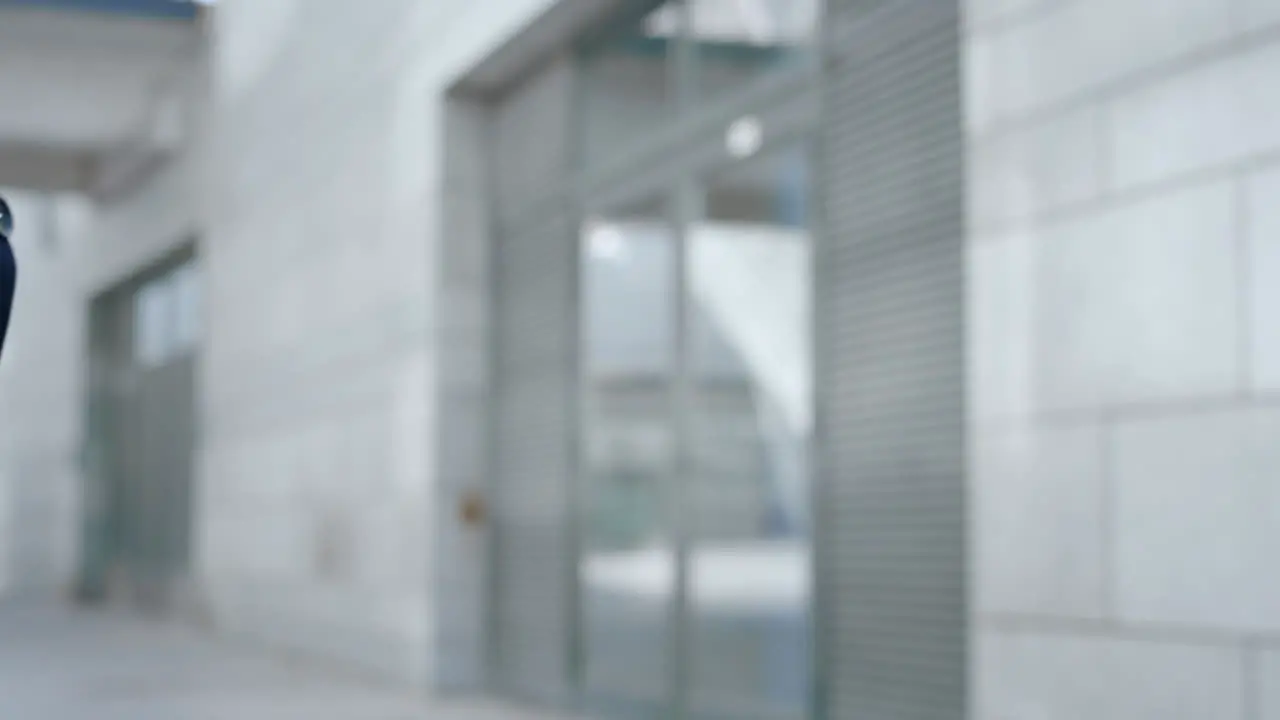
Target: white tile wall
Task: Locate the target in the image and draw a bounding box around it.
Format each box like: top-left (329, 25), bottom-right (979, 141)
top-left (110, 0), bottom-right (445, 680)
top-left (973, 422), bottom-right (1107, 618)
top-left (199, 503), bottom-right (314, 580)
top-left (977, 631), bottom-right (1246, 720)
top-left (1256, 648), bottom-right (1280, 720)
top-left (1109, 41), bottom-right (1280, 190)
top-left (1114, 406), bottom-right (1280, 631)
top-left (1034, 180), bottom-right (1240, 410)
top-left (1238, 0), bottom-right (1280, 35)
top-left (187, 0), bottom-right (566, 684)
top-left (969, 6), bottom-right (1280, 717)
top-left (213, 0), bottom-right (301, 102)
top-left (968, 103), bottom-right (1105, 232)
top-left (1247, 164), bottom-right (1280, 392)
top-left (969, 180), bottom-right (1241, 418)
top-left (964, 0), bottom-right (1057, 28)
top-left (968, 234), bottom-right (1036, 423)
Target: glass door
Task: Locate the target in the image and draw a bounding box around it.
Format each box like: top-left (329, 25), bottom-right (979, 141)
top-left (684, 145), bottom-right (814, 720)
top-left (579, 192), bottom-right (679, 719)
top-left (577, 140), bottom-right (814, 720)
top-left (573, 5), bottom-right (818, 716)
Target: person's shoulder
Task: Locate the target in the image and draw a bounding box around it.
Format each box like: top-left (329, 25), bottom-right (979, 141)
top-left (0, 195), bottom-right (11, 243)
top-left (0, 238), bottom-right (15, 280)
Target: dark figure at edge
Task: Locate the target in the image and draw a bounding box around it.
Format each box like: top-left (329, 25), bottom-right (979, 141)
top-left (0, 196), bottom-right (16, 362)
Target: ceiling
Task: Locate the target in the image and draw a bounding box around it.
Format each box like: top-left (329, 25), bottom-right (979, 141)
top-left (0, 3), bottom-right (205, 195)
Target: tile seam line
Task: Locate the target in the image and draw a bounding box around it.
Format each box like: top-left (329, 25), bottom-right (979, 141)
top-left (981, 614), bottom-right (1278, 648)
top-left (969, 139), bottom-right (1280, 245)
top-left (970, 21), bottom-right (1280, 141)
top-left (962, 0), bottom-right (1062, 38)
top-left (971, 391), bottom-right (1280, 432)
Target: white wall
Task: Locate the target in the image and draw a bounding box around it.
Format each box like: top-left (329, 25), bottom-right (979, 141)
top-left (967, 0), bottom-right (1280, 717)
top-left (197, 0), bottom-right (562, 685)
top-left (0, 0), bottom-right (560, 688)
top-left (0, 191), bottom-right (86, 596)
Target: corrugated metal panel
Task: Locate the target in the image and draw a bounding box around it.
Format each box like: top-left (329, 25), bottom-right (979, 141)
top-left (815, 1), bottom-right (966, 718)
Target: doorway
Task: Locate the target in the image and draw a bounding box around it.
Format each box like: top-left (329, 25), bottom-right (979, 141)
top-left (573, 4), bottom-right (819, 719)
top-left (579, 144), bottom-right (815, 720)
top-left (79, 247), bottom-right (201, 614)
top-left (471, 0), bottom-right (966, 717)
top-left (478, 0), bottom-right (822, 716)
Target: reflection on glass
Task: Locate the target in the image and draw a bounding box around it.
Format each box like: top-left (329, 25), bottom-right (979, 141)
top-left (581, 194), bottom-right (675, 718)
top-left (687, 146), bottom-right (813, 720)
top-left (134, 279), bottom-right (172, 368)
top-left (689, 0), bottom-right (819, 101)
top-left (132, 261), bottom-right (202, 369)
top-left (171, 261), bottom-right (202, 353)
top-left (579, 1), bottom-right (680, 167)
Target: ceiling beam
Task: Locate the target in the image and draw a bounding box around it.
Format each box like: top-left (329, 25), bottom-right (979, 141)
top-left (0, 142), bottom-right (93, 193)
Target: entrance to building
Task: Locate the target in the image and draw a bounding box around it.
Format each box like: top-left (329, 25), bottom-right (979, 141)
top-left (470, 1), bottom-right (967, 717)
top-left (579, 141), bottom-right (814, 720)
top-left (482, 2), bottom-right (820, 718)
top-left (79, 248), bottom-right (200, 613)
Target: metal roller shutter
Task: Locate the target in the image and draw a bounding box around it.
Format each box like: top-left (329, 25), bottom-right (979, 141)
top-left (815, 2), bottom-right (967, 718)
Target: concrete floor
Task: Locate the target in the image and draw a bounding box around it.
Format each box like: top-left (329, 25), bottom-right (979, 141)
top-left (0, 601), bottom-right (520, 720)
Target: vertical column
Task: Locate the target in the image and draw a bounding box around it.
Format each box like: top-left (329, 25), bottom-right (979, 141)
top-left (486, 56), bottom-right (577, 704)
top-left (815, 2), bottom-right (966, 718)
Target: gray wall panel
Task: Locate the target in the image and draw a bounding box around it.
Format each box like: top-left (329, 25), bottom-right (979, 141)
top-left (488, 55), bottom-right (577, 704)
top-left (490, 210), bottom-right (576, 704)
top-left (816, 1), bottom-right (966, 718)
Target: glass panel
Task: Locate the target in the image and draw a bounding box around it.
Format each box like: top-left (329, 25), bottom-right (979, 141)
top-left (689, 0), bottom-right (819, 101)
top-left (686, 145), bottom-right (813, 720)
top-left (580, 194), bottom-right (677, 718)
top-left (171, 261), bottom-right (202, 353)
top-left (133, 277), bottom-right (172, 368)
top-left (579, 1), bottom-right (680, 169)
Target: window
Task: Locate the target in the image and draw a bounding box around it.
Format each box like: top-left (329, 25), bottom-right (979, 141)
top-left (134, 278), bottom-right (172, 368)
top-left (171, 261), bottom-right (202, 352)
top-left (132, 259), bottom-right (201, 368)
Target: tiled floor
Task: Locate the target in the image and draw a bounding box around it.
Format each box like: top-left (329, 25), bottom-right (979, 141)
top-left (0, 600), bottom-right (527, 720)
